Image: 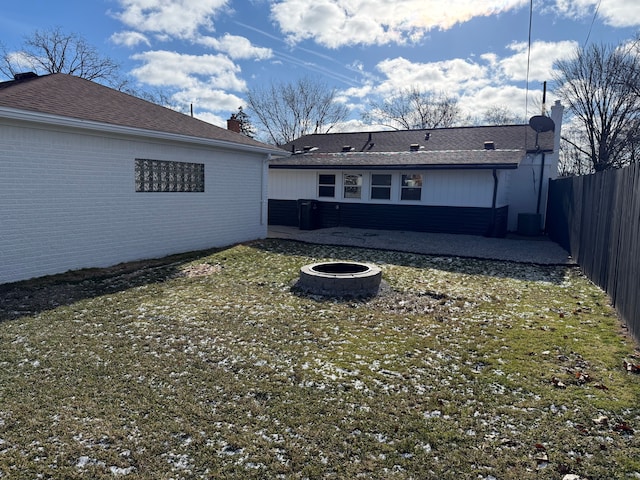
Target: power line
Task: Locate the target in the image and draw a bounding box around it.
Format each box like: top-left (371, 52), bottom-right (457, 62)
top-left (525, 0), bottom-right (533, 119)
top-left (583, 0), bottom-right (602, 48)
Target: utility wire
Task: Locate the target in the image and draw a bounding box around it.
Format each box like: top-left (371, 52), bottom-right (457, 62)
top-left (525, 0), bottom-right (533, 120)
top-left (524, 0), bottom-right (533, 149)
top-left (583, 0), bottom-right (602, 48)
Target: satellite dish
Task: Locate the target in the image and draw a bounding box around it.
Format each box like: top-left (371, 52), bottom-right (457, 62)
top-left (529, 115), bottom-right (555, 133)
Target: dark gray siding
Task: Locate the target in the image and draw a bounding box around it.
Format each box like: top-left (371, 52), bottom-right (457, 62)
top-left (268, 199), bottom-right (299, 227)
top-left (269, 199), bottom-right (508, 237)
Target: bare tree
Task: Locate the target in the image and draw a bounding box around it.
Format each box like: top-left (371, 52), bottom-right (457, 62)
top-left (478, 105), bottom-right (524, 125)
top-left (0, 27), bottom-right (120, 83)
top-left (553, 40), bottom-right (640, 172)
top-left (0, 27), bottom-right (178, 110)
top-left (362, 86), bottom-right (461, 130)
top-left (115, 80), bottom-right (175, 107)
top-left (246, 77), bottom-right (349, 145)
top-left (557, 125), bottom-right (594, 176)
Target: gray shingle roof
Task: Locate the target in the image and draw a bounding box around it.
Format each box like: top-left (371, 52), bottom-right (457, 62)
top-left (280, 125), bottom-right (554, 154)
top-left (273, 123), bottom-right (554, 170)
top-left (0, 73), bottom-right (286, 155)
top-left (270, 149), bottom-right (525, 170)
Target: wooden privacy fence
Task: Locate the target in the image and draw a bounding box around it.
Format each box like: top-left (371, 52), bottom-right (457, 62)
top-left (547, 163), bottom-right (640, 343)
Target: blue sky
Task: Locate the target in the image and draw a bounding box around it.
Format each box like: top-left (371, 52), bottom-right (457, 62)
top-left (2, 0), bottom-right (639, 133)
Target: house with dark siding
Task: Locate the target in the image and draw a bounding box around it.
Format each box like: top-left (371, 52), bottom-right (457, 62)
top-left (268, 101), bottom-right (563, 237)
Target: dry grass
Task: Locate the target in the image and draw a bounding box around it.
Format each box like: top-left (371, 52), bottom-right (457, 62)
top-left (0, 239), bottom-right (639, 479)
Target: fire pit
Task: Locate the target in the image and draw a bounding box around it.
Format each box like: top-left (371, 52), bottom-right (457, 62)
top-left (297, 261), bottom-right (382, 297)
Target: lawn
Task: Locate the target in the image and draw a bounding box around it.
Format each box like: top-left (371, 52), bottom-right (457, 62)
top-left (0, 239), bottom-right (639, 479)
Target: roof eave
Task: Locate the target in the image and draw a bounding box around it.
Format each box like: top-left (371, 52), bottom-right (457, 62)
top-left (0, 106), bottom-right (289, 157)
top-left (269, 163), bottom-right (520, 170)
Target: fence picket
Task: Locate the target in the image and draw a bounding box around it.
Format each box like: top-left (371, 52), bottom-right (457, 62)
top-left (547, 164), bottom-right (640, 342)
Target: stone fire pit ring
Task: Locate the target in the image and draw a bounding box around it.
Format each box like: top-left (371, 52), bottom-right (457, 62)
top-left (297, 261), bottom-right (382, 297)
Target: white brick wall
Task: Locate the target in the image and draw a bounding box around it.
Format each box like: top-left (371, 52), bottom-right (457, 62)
top-left (0, 120), bottom-right (268, 284)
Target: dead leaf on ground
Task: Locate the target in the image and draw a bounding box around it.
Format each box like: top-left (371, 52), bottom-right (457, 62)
top-left (592, 415), bottom-right (608, 426)
top-left (552, 376), bottom-right (567, 388)
top-left (623, 359), bottom-right (640, 373)
top-left (614, 422), bottom-right (634, 434)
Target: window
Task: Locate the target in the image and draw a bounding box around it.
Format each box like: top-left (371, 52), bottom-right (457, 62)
top-left (401, 174), bottom-right (422, 201)
top-left (371, 174), bottom-right (391, 200)
top-left (318, 174), bottom-right (335, 197)
top-left (135, 159), bottom-right (204, 192)
top-left (343, 174), bottom-right (363, 199)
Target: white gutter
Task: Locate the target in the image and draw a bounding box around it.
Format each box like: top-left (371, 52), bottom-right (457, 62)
top-left (261, 155), bottom-right (271, 226)
top-left (0, 106), bottom-right (289, 157)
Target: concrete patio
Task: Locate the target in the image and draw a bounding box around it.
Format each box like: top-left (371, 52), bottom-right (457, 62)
top-left (268, 226), bottom-right (574, 265)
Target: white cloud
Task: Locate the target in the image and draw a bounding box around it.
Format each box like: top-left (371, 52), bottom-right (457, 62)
top-left (112, 0), bottom-right (229, 39)
top-left (374, 56), bottom-right (490, 94)
top-left (499, 40), bottom-right (577, 82)
top-left (127, 50), bottom-right (247, 119)
top-left (553, 0), bottom-right (640, 28)
top-left (339, 84), bottom-right (375, 101)
top-left (600, 0), bottom-right (640, 27)
top-left (460, 85), bottom-right (538, 120)
top-left (332, 118), bottom-right (390, 132)
top-left (4, 51), bottom-right (34, 72)
top-left (341, 39), bottom-right (576, 122)
top-left (192, 111), bottom-right (228, 128)
top-left (110, 31), bottom-right (150, 48)
top-left (172, 87), bottom-right (244, 123)
top-left (130, 50), bottom-right (246, 91)
top-left (271, 0), bottom-right (528, 48)
top-left (198, 34), bottom-right (273, 60)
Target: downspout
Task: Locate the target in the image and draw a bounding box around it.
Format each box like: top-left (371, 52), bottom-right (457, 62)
top-left (536, 152), bottom-right (545, 215)
top-left (261, 155), bottom-right (270, 226)
top-left (489, 168), bottom-right (498, 237)
top-left (536, 82), bottom-right (547, 218)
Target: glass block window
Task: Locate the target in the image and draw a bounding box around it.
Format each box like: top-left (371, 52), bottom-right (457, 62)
top-left (371, 174), bottom-right (391, 200)
top-left (318, 174), bottom-right (335, 197)
top-left (343, 173), bottom-right (362, 199)
top-left (135, 159), bottom-right (204, 192)
top-left (401, 173), bottom-right (423, 201)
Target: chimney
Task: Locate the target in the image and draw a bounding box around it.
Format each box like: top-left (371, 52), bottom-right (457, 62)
top-left (227, 116), bottom-right (241, 133)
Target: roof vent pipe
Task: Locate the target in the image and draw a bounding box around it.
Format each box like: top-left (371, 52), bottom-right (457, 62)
top-left (13, 72), bottom-right (38, 81)
top-left (484, 141), bottom-right (495, 150)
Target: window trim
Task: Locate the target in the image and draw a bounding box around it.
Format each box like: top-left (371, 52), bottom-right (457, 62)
top-left (400, 173), bottom-right (423, 201)
top-left (318, 173), bottom-right (336, 198)
top-left (370, 173), bottom-right (392, 200)
top-left (343, 173), bottom-right (363, 199)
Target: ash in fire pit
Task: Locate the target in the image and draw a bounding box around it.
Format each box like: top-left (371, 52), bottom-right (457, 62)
top-left (296, 261), bottom-right (382, 297)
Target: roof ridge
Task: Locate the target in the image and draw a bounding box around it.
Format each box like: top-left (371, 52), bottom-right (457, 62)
top-left (306, 148), bottom-right (526, 155)
top-left (0, 73), bottom-right (285, 154)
